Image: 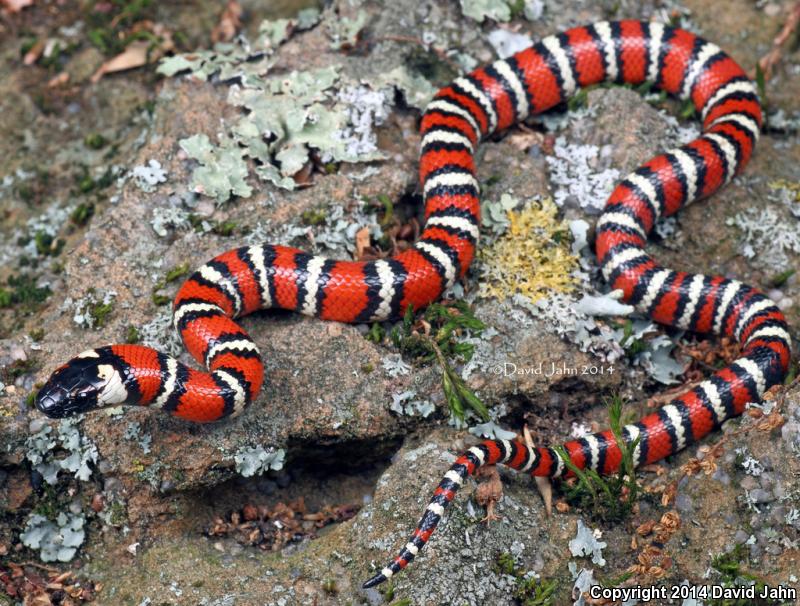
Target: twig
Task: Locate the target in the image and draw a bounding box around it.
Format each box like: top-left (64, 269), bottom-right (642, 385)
top-left (751, 1), bottom-right (800, 80)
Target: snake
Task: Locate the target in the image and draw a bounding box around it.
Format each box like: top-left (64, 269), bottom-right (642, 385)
top-left (33, 19), bottom-right (792, 590)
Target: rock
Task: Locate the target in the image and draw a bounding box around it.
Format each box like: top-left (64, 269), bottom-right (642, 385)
top-left (1, 1), bottom-right (800, 604)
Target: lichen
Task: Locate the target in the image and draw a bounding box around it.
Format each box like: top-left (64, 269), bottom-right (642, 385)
top-left (131, 159), bottom-right (168, 192)
top-left (546, 136), bottom-right (621, 213)
top-left (460, 0), bottom-right (515, 22)
top-left (568, 519), bottom-right (607, 566)
top-left (233, 445), bottom-right (286, 477)
top-left (478, 197), bottom-right (579, 303)
top-left (70, 288), bottom-right (117, 329)
top-left (20, 512), bottom-right (86, 563)
top-left (158, 11), bottom-right (404, 203)
top-left (25, 418), bottom-right (98, 485)
top-left (389, 390), bottom-right (436, 418)
top-left (728, 206), bottom-right (800, 269)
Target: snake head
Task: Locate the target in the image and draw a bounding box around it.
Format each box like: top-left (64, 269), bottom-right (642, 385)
top-left (35, 349), bottom-right (129, 418)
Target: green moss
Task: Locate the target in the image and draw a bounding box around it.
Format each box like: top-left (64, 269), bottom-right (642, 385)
top-left (365, 323), bottom-right (385, 344)
top-left (493, 552), bottom-right (557, 605)
top-left (391, 301), bottom-right (489, 422)
top-left (301, 208), bottom-right (327, 226)
top-left (770, 269), bottom-right (795, 288)
top-left (32, 484), bottom-right (61, 519)
top-left (376, 193), bottom-right (394, 226)
top-left (152, 263), bottom-right (191, 305)
top-left (212, 220), bottom-right (238, 237)
top-left (1, 274), bottom-right (52, 313)
top-left (76, 169), bottom-right (96, 194)
top-left (406, 46), bottom-right (457, 84)
top-left (29, 328), bottom-right (45, 341)
top-left (0, 357), bottom-right (40, 384)
top-left (708, 544), bottom-right (784, 606)
top-left (20, 37), bottom-right (37, 57)
top-left (508, 0), bottom-right (526, 18)
top-left (321, 578), bottom-right (338, 594)
top-left (86, 0), bottom-right (155, 56)
top-left (164, 263), bottom-right (190, 283)
top-left (34, 231), bottom-right (65, 257)
top-left (83, 133), bottom-right (108, 150)
top-left (71, 202), bottom-right (96, 226)
top-left (616, 319), bottom-right (647, 356)
top-left (89, 300), bottom-right (115, 328)
top-left (107, 500), bottom-right (127, 526)
top-left (125, 326), bottom-right (141, 344)
top-left (554, 395), bottom-right (642, 524)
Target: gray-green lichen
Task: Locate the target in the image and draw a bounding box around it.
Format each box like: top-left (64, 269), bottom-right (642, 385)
top-left (233, 445), bottom-right (286, 477)
top-left (20, 511), bottom-right (86, 563)
top-left (25, 418), bottom-right (98, 485)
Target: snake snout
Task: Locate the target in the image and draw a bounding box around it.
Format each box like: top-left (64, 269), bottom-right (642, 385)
top-left (35, 355), bottom-right (109, 418)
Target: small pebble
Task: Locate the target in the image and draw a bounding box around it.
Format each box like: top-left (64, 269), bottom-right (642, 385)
top-left (28, 418), bottom-right (46, 434)
top-left (675, 493), bottom-right (693, 513)
top-left (777, 297), bottom-right (794, 311)
top-left (734, 530), bottom-right (750, 544)
top-left (749, 488), bottom-right (775, 503)
top-left (740, 476), bottom-right (759, 491)
top-left (768, 288), bottom-right (784, 302)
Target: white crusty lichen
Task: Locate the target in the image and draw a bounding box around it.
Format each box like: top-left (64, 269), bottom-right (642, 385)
top-left (233, 445), bottom-right (286, 477)
top-left (389, 390), bottom-right (436, 418)
top-left (20, 512), bottom-right (86, 563)
top-left (569, 519), bottom-right (607, 566)
top-left (730, 207), bottom-right (800, 267)
top-left (546, 137), bottom-right (621, 214)
top-left (25, 418), bottom-right (99, 485)
top-left (131, 159), bottom-right (168, 192)
top-left (382, 353), bottom-right (411, 377)
top-left (468, 420), bottom-right (517, 440)
top-left (461, 0), bottom-right (545, 22)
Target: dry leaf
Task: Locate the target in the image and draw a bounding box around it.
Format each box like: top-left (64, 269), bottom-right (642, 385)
top-left (2, 0), bottom-right (34, 13)
top-left (91, 23), bottom-right (174, 83)
top-left (212, 0), bottom-right (243, 43)
top-left (47, 72), bottom-right (69, 87)
top-left (355, 226), bottom-right (371, 259)
top-left (23, 39), bottom-right (45, 65)
top-left (91, 40), bottom-right (151, 82)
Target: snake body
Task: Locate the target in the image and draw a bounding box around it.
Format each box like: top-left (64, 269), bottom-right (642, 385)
top-left (35, 20), bottom-right (791, 589)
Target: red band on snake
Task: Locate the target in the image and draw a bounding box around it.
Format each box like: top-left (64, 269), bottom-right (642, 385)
top-left (34, 20), bottom-right (792, 589)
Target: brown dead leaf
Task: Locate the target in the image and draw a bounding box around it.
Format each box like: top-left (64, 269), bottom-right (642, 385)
top-left (355, 226), bottom-right (371, 259)
top-left (91, 40), bottom-right (151, 83)
top-left (23, 39), bottom-right (45, 65)
top-left (91, 23), bottom-right (174, 83)
top-left (1, 0), bottom-right (34, 13)
top-left (47, 72), bottom-right (69, 87)
top-left (212, 0), bottom-right (243, 43)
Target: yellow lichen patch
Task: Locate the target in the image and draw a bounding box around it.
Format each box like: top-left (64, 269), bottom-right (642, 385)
top-left (478, 198), bottom-right (578, 303)
top-left (770, 179), bottom-right (800, 203)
